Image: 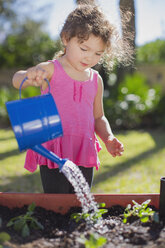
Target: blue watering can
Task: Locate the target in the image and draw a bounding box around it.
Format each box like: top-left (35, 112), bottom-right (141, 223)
top-left (5, 77), bottom-right (67, 170)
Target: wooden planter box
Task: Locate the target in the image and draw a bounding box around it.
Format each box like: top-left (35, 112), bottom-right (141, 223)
top-left (0, 192), bottom-right (159, 214)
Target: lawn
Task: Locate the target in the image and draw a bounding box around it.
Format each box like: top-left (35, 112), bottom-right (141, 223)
top-left (0, 128), bottom-right (165, 194)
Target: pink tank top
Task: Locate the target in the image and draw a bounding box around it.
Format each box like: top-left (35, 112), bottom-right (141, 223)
top-left (24, 59), bottom-right (102, 172)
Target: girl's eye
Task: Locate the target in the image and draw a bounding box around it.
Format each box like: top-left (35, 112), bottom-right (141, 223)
top-left (80, 47), bottom-right (87, 51)
top-left (96, 53), bottom-right (102, 56)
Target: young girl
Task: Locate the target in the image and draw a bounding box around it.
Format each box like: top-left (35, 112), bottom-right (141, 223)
top-left (12, 4), bottom-right (130, 194)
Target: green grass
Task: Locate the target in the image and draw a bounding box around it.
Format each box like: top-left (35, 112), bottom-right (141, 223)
top-left (0, 129), bottom-right (43, 193)
top-left (92, 128), bottom-right (165, 193)
top-left (0, 128), bottom-right (165, 193)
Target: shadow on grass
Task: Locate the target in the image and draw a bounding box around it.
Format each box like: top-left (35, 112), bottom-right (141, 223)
top-left (0, 172), bottom-right (43, 193)
top-left (93, 129), bottom-right (165, 186)
top-left (0, 149), bottom-right (20, 161)
top-left (0, 136), bottom-right (15, 142)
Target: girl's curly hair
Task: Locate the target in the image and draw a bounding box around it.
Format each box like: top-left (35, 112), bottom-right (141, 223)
top-left (55, 4), bottom-right (134, 71)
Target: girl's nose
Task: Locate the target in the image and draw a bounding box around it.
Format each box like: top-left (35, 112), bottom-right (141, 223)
top-left (85, 52), bottom-right (93, 62)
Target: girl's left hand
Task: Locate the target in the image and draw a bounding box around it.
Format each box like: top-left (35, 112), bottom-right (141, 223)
top-left (105, 137), bottom-right (124, 157)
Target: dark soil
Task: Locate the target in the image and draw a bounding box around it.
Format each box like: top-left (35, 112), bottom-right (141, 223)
top-left (0, 204), bottom-right (164, 248)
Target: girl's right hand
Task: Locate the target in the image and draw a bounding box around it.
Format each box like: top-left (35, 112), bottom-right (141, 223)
top-left (25, 66), bottom-right (48, 88)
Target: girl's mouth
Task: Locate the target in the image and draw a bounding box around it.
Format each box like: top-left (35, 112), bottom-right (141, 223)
top-left (81, 62), bottom-right (88, 67)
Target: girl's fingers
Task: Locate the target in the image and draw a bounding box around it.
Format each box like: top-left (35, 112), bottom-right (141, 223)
top-left (26, 67), bottom-right (48, 83)
top-left (36, 67), bottom-right (48, 79)
top-left (27, 69), bottom-right (36, 80)
top-left (111, 148), bottom-right (124, 157)
top-left (119, 146), bottom-right (124, 152)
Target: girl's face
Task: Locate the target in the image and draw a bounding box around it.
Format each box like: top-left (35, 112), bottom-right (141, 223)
top-left (63, 34), bottom-right (106, 72)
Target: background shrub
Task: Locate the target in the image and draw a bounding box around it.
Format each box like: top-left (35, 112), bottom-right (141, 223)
top-left (0, 86), bottom-right (40, 126)
top-left (104, 72), bottom-right (162, 129)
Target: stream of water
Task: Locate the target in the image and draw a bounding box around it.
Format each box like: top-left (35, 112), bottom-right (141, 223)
top-left (61, 160), bottom-right (98, 215)
top-left (61, 160), bottom-right (113, 233)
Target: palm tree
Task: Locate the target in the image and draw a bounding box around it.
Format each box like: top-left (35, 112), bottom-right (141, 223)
top-left (114, 0), bottom-right (136, 89)
top-left (76, 0), bottom-right (95, 4)
top-left (119, 0), bottom-right (136, 57)
top-left (119, 0), bottom-right (136, 72)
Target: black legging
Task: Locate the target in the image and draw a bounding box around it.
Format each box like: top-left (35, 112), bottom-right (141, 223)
top-left (40, 165), bottom-right (94, 194)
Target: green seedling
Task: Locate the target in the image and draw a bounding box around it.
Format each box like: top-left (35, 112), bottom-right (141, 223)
top-left (7, 202), bottom-right (44, 237)
top-left (0, 217), bottom-right (11, 248)
top-left (71, 202), bottom-right (108, 223)
top-left (0, 232), bottom-right (11, 248)
top-left (123, 199), bottom-right (159, 224)
top-left (78, 232), bottom-right (107, 248)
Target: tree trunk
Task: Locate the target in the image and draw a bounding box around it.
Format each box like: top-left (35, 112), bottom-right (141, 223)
top-left (116, 0), bottom-right (136, 85)
top-left (76, 0), bottom-right (95, 5)
top-left (119, 0), bottom-right (136, 53)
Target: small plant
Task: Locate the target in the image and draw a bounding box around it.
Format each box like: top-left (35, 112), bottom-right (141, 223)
top-left (71, 203), bottom-right (108, 223)
top-left (123, 199), bottom-right (159, 224)
top-left (7, 202), bottom-right (44, 237)
top-left (0, 217), bottom-right (11, 248)
top-left (0, 232), bottom-right (11, 248)
top-left (78, 232), bottom-right (107, 248)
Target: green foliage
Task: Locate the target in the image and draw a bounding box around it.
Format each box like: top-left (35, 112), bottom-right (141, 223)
top-left (104, 72), bottom-right (161, 128)
top-left (103, 39), bottom-right (165, 129)
top-left (71, 203), bottom-right (108, 223)
top-left (151, 95), bottom-right (165, 127)
top-left (0, 87), bottom-right (18, 125)
top-left (0, 232), bottom-right (11, 246)
top-left (20, 86), bottom-right (41, 99)
top-left (0, 0), bottom-right (16, 26)
top-left (137, 39), bottom-right (165, 64)
top-left (0, 1), bottom-right (63, 70)
top-left (7, 202), bottom-right (44, 237)
top-left (0, 217), bottom-right (11, 247)
top-left (123, 199), bottom-right (159, 224)
top-left (78, 232), bottom-right (107, 248)
top-left (0, 86), bottom-right (41, 125)
top-left (0, 19), bottom-right (62, 68)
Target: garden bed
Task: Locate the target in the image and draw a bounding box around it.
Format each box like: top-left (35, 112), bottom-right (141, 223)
top-left (0, 193), bottom-right (164, 248)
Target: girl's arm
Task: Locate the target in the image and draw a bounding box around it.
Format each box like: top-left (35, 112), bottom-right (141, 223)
top-left (12, 61), bottom-right (54, 90)
top-left (94, 75), bottom-right (124, 157)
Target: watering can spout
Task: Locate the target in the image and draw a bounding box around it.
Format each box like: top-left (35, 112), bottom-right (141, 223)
top-left (32, 145), bottom-right (67, 171)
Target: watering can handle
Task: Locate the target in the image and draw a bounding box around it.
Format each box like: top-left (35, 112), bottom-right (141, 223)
top-left (19, 77), bottom-right (50, 99)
